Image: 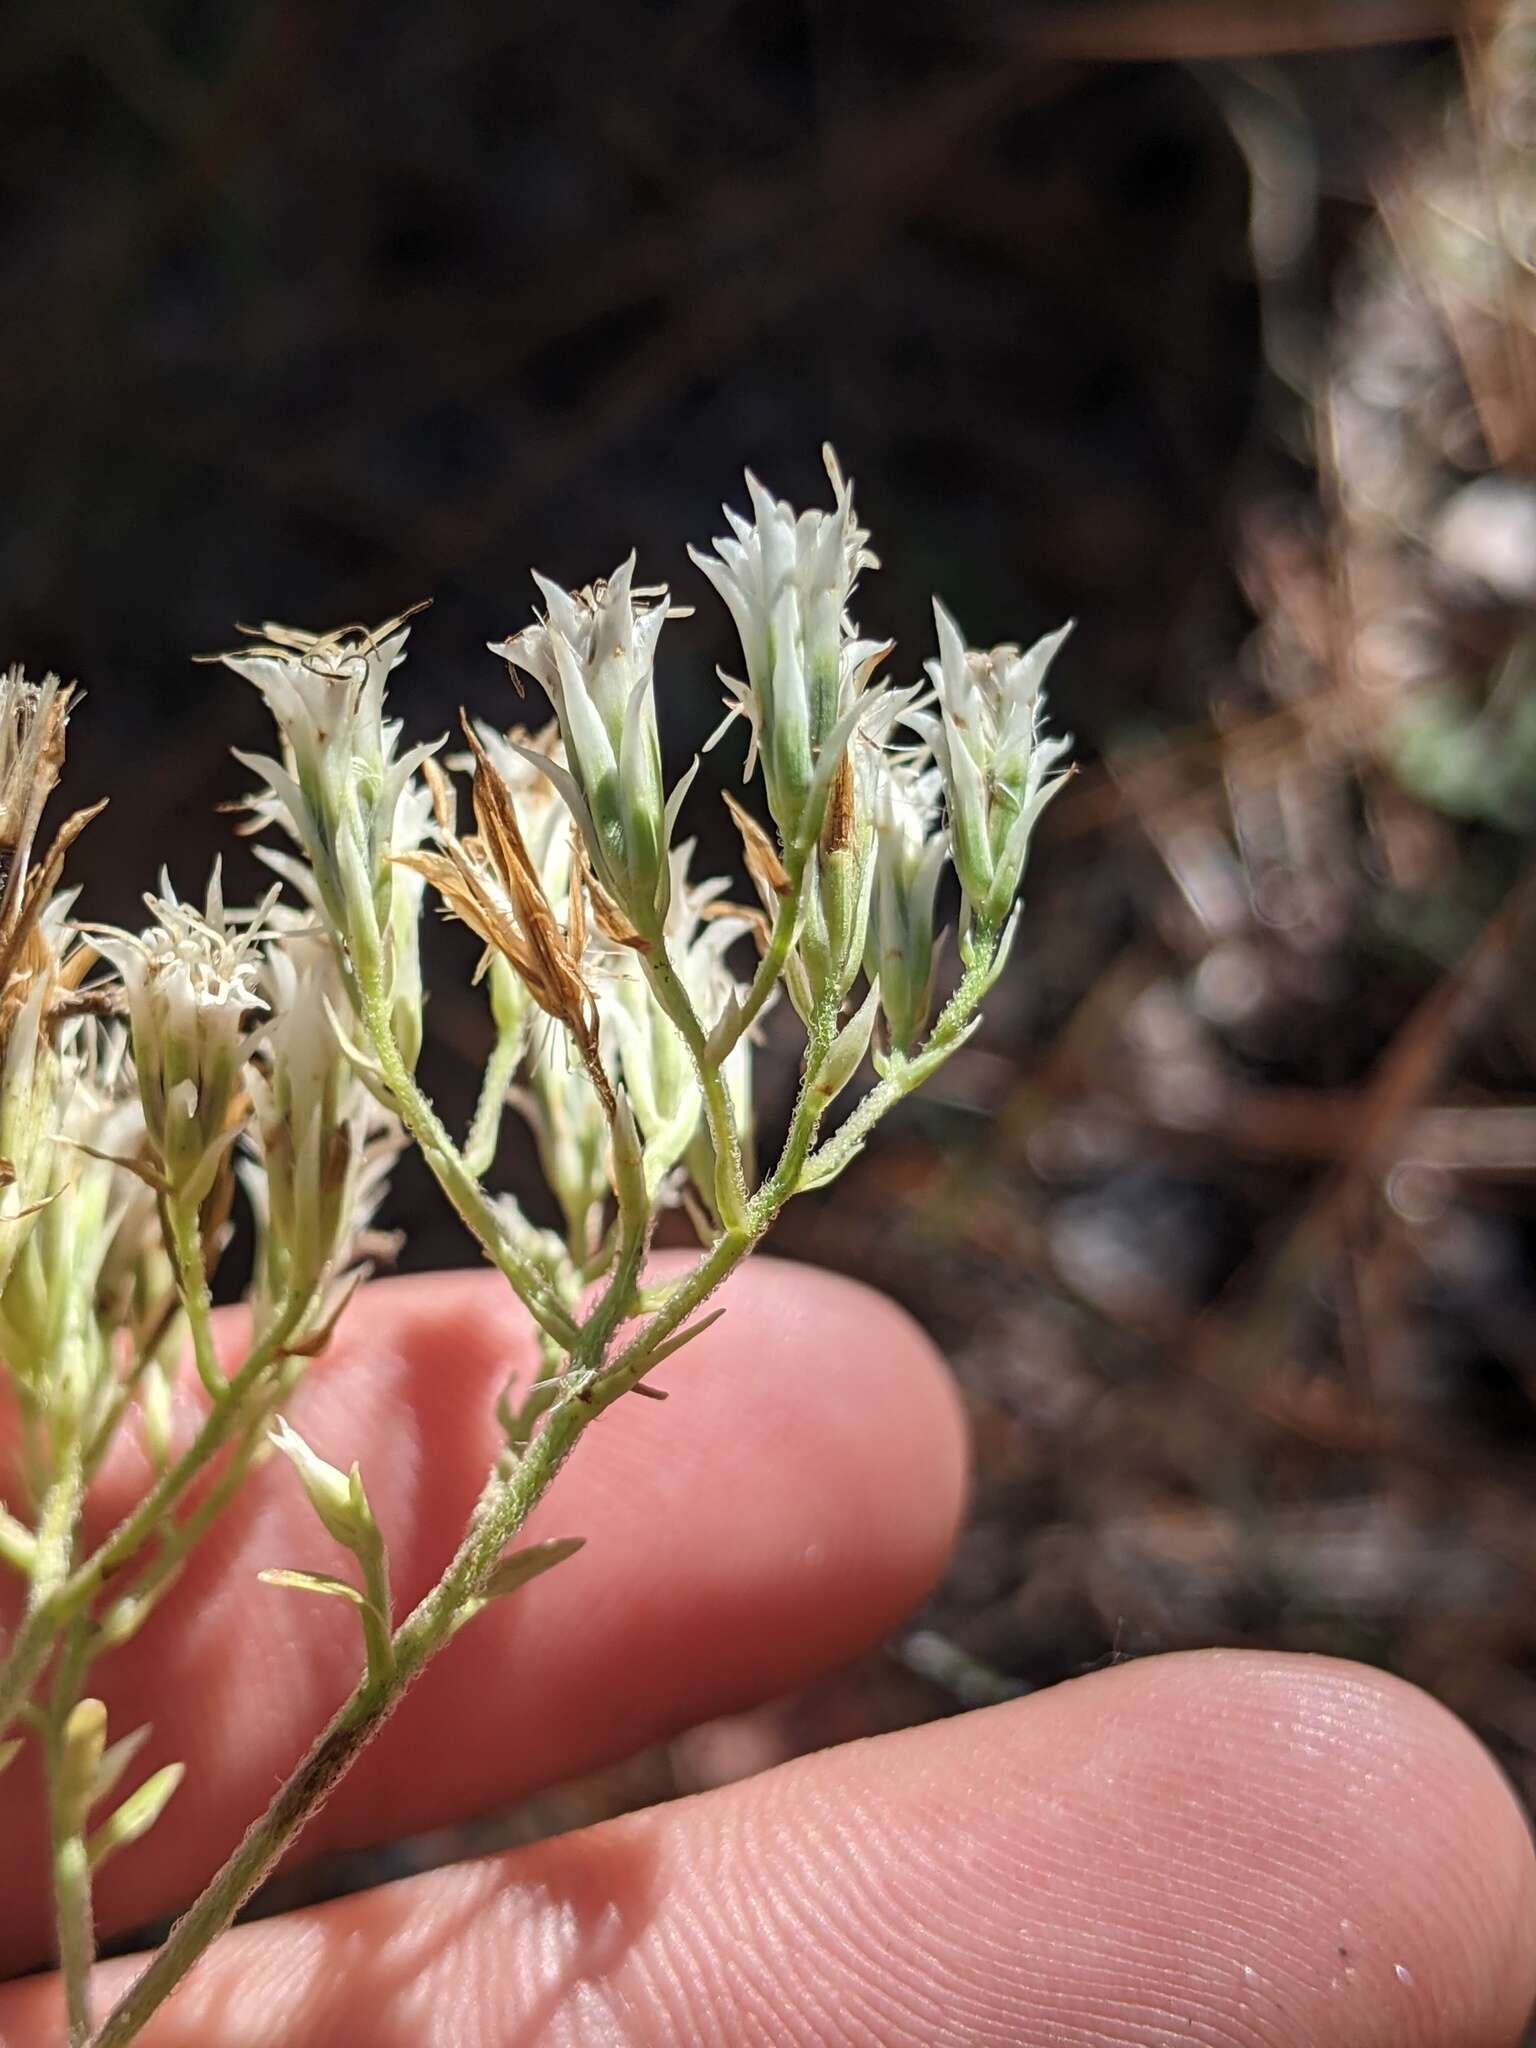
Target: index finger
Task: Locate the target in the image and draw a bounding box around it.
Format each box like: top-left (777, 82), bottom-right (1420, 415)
top-left (0, 1257), bottom-right (966, 1973)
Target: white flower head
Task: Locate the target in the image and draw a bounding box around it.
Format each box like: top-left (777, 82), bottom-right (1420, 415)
top-left (268, 1415), bottom-right (373, 1551)
top-left (865, 745), bottom-right (949, 1053)
top-left (243, 921), bottom-right (403, 1326)
top-left (518, 1016), bottom-right (611, 1259)
top-left (91, 865), bottom-right (274, 1208)
top-left (0, 666), bottom-right (72, 924)
top-left (490, 560), bottom-right (684, 935)
top-left (690, 446), bottom-right (893, 849)
top-left (0, 1020), bottom-right (158, 1407)
top-left (595, 843), bottom-right (749, 1194)
top-left (219, 611), bottom-right (439, 1032)
top-left (910, 601), bottom-right (1074, 926)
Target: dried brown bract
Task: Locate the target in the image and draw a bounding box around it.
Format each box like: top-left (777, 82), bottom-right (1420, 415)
top-left (0, 671), bottom-right (105, 1048)
top-left (397, 715), bottom-right (615, 1116)
top-left (722, 789), bottom-right (791, 911)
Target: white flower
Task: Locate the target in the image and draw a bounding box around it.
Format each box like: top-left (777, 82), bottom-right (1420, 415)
top-left (0, 894), bottom-right (76, 1296)
top-left (0, 666), bottom-right (71, 922)
top-left (243, 923), bottom-right (402, 1326)
top-left (490, 560), bottom-right (684, 935)
top-left (909, 601), bottom-right (1074, 926)
top-left (596, 844), bottom-right (749, 1193)
top-left (91, 867), bottom-right (273, 1208)
top-left (0, 1021), bottom-right (155, 1411)
top-left (268, 1416), bottom-right (373, 1551)
top-left (518, 1017), bottom-right (611, 1259)
top-left (219, 613), bottom-right (439, 1040)
top-left (865, 750), bottom-right (949, 1053)
top-left (689, 447), bottom-right (892, 848)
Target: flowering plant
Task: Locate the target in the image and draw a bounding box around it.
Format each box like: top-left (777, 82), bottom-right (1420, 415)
top-left (0, 452), bottom-right (1071, 2046)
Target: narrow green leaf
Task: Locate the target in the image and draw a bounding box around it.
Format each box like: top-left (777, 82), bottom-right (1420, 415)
top-left (87, 1763), bottom-right (185, 1872)
top-left (812, 981), bottom-right (881, 1107)
top-left (92, 1724), bottom-right (153, 1814)
top-left (636, 1307), bottom-right (727, 1374)
top-left (0, 1506), bottom-right (34, 1574)
top-left (480, 1536), bottom-right (585, 1603)
top-left (257, 1568), bottom-right (366, 1606)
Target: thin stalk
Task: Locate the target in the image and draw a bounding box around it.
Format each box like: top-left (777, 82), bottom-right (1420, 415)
top-left (94, 1394), bottom-right (280, 1650)
top-left (573, 1198), bottom-right (650, 1383)
top-left (462, 1023), bottom-right (520, 1178)
top-left (56, 1291), bottom-right (309, 1621)
top-left (800, 920), bottom-right (1000, 1191)
top-left (711, 848), bottom-right (809, 1060)
top-left (51, 1799), bottom-right (94, 2046)
top-left (768, 1005), bottom-right (838, 1196)
top-left (89, 927), bottom-right (1010, 2047)
top-left (0, 1444), bottom-right (84, 1747)
top-left (638, 948), bottom-right (749, 1231)
top-left (161, 1198), bottom-right (220, 1402)
top-left (357, 976), bottom-right (579, 1350)
top-left (44, 1628), bottom-right (95, 2048)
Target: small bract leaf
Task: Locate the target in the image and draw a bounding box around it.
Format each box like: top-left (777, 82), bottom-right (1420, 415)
top-left (814, 981), bottom-right (881, 1106)
top-left (92, 1723), bottom-right (153, 1814)
top-left (87, 1763), bottom-right (185, 1872)
top-left (481, 1535), bottom-right (585, 1602)
top-left (257, 1568), bottom-right (366, 1606)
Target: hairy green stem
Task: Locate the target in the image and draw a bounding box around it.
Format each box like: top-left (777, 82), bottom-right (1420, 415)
top-left (88, 928), bottom-right (1009, 2046)
top-left (90, 1205), bottom-right (757, 2048)
top-left (357, 976), bottom-right (579, 1349)
top-left (800, 920), bottom-right (1001, 1190)
top-left (0, 1445), bottom-right (83, 1748)
top-left (52, 1825), bottom-right (93, 2045)
top-left (711, 849), bottom-right (809, 1061)
top-left (44, 1628), bottom-right (95, 2048)
top-left (462, 1023), bottom-right (520, 1179)
top-left (638, 948), bottom-right (749, 1231)
top-left (161, 1199), bottom-right (220, 1402)
top-left (58, 1292), bottom-right (308, 1620)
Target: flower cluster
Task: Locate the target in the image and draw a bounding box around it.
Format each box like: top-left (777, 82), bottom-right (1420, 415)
top-left (0, 451), bottom-right (1072, 2046)
top-left (217, 614), bottom-right (436, 1066)
top-left (910, 603), bottom-right (1075, 932)
top-left (490, 560), bottom-right (684, 940)
top-left (89, 870), bottom-right (271, 1212)
top-left (243, 924), bottom-right (402, 1339)
top-left (689, 447), bottom-right (893, 851)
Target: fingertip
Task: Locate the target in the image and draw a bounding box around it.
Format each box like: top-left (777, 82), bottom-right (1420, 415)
top-left (0, 1256), bottom-right (971, 1973)
top-left (660, 1253), bottom-right (970, 1587)
top-left (935, 1649), bottom-right (1536, 2046)
top-left (1174, 1650), bottom-right (1536, 2045)
top-left (512, 1252), bottom-right (970, 1710)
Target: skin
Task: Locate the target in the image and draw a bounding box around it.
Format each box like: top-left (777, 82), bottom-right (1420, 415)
top-left (0, 1261), bottom-right (1532, 2046)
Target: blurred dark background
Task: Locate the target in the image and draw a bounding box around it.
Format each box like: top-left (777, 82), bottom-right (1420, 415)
top-left (13, 0), bottom-right (1536, 1923)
